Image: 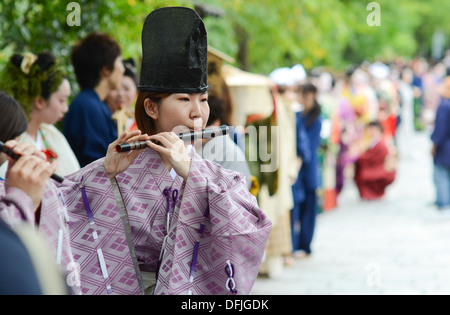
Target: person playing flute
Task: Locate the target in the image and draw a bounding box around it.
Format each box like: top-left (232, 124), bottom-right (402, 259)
top-left (43, 7), bottom-right (272, 295)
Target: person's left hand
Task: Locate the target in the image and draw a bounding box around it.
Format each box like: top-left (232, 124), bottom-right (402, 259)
top-left (148, 132), bottom-right (191, 181)
top-left (104, 130), bottom-right (150, 179)
top-left (4, 140), bottom-right (47, 162)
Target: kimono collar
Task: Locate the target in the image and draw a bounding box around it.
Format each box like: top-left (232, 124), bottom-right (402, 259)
top-left (123, 147), bottom-right (187, 195)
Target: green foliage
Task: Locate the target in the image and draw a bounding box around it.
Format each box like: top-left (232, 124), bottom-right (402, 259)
top-left (0, 0), bottom-right (448, 83)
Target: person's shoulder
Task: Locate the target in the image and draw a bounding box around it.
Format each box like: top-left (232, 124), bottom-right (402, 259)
top-left (375, 139), bottom-right (390, 153)
top-left (70, 89), bottom-right (101, 108)
top-left (434, 99), bottom-right (450, 120)
top-left (40, 123), bottom-right (60, 134)
top-left (194, 151), bottom-right (245, 188)
top-left (67, 90), bottom-right (105, 120)
top-left (441, 98), bottom-right (450, 110)
top-left (315, 115), bottom-right (323, 124)
top-left (40, 123), bottom-right (71, 142)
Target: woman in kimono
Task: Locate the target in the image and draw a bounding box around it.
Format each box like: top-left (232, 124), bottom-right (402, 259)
top-left (0, 52), bottom-right (80, 177)
top-left (57, 7), bottom-right (271, 295)
top-left (354, 121), bottom-right (396, 200)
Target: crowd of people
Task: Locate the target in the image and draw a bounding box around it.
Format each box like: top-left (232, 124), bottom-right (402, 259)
top-left (258, 54), bottom-right (450, 270)
top-left (0, 4), bottom-right (449, 294)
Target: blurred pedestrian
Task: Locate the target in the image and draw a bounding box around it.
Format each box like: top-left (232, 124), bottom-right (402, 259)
top-left (107, 58), bottom-right (139, 136)
top-left (397, 67), bottom-right (415, 158)
top-left (64, 32), bottom-right (124, 167)
top-left (291, 83), bottom-right (322, 257)
top-left (354, 121), bottom-right (396, 200)
top-left (431, 76), bottom-right (450, 209)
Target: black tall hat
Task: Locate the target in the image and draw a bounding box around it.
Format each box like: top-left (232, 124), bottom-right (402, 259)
top-left (138, 7), bottom-right (208, 93)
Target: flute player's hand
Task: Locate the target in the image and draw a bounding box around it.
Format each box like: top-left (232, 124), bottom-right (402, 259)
top-left (147, 131), bottom-right (191, 181)
top-left (5, 149), bottom-right (57, 211)
top-left (4, 140), bottom-right (47, 162)
top-left (104, 130), bottom-right (150, 179)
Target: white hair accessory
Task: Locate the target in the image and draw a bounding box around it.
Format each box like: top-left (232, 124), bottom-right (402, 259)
top-left (20, 52), bottom-right (38, 75)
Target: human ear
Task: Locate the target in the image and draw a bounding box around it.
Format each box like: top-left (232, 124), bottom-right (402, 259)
top-left (100, 66), bottom-right (112, 78)
top-left (144, 98), bottom-right (158, 120)
top-left (33, 96), bottom-right (46, 110)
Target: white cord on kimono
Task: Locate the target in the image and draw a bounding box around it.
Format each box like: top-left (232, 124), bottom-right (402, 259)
top-left (58, 191), bottom-right (71, 225)
top-left (159, 235), bottom-right (169, 261)
top-left (225, 259), bottom-right (237, 294)
top-left (56, 229), bottom-right (63, 265)
top-left (97, 248), bottom-right (109, 279)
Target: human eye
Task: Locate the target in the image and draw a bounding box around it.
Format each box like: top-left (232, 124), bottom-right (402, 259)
top-left (177, 94), bottom-right (190, 102)
top-left (200, 92), bottom-right (208, 102)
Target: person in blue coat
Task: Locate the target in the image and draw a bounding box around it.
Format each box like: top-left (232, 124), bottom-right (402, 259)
top-left (431, 77), bottom-right (450, 209)
top-left (291, 83), bottom-right (322, 257)
top-left (63, 32), bottom-right (124, 167)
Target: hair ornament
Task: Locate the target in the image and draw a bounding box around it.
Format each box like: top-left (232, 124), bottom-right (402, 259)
top-left (20, 52), bottom-right (38, 75)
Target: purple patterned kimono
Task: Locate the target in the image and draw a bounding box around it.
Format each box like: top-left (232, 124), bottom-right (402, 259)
top-left (0, 180), bottom-right (81, 295)
top-left (58, 147), bottom-right (271, 295)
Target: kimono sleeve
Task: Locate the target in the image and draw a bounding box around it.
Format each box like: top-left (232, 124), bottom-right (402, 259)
top-left (155, 153), bottom-right (272, 295)
top-left (0, 183), bottom-right (35, 226)
top-left (56, 158), bottom-right (143, 295)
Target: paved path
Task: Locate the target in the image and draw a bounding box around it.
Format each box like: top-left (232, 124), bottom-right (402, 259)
top-left (251, 131), bottom-right (450, 295)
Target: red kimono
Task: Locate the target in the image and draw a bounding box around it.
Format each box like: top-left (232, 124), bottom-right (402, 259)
top-left (354, 140), bottom-right (396, 200)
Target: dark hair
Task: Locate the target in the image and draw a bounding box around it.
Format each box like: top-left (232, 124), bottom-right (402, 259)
top-left (1, 52), bottom-right (65, 117)
top-left (35, 52), bottom-right (64, 100)
top-left (71, 32), bottom-right (121, 89)
top-left (299, 83), bottom-right (321, 127)
top-left (206, 95), bottom-right (225, 126)
top-left (0, 91), bottom-right (28, 143)
top-left (367, 120), bottom-right (384, 133)
top-left (123, 58), bottom-right (138, 88)
top-left (134, 91), bottom-right (171, 135)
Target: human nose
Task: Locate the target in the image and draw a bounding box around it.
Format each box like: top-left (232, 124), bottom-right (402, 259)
top-left (62, 102), bottom-right (68, 114)
top-left (190, 98), bottom-right (202, 120)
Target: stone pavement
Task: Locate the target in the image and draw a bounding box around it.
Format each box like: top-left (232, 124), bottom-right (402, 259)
top-left (251, 131), bottom-right (450, 295)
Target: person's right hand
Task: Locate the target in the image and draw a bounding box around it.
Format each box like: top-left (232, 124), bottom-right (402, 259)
top-left (6, 155), bottom-right (57, 211)
top-left (104, 130), bottom-right (150, 179)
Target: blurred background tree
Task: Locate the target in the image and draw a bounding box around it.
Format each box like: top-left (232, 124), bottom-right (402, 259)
top-left (0, 0), bottom-right (448, 86)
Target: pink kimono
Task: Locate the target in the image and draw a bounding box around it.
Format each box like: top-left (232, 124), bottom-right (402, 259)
top-left (0, 180), bottom-right (81, 295)
top-left (58, 147), bottom-right (271, 295)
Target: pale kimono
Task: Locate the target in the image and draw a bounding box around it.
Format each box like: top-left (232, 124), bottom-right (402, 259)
top-left (57, 146), bottom-right (271, 295)
top-left (0, 123), bottom-right (81, 179)
top-left (0, 180), bottom-right (81, 295)
top-left (22, 123), bottom-right (81, 176)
